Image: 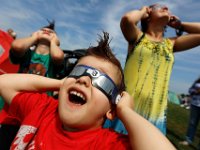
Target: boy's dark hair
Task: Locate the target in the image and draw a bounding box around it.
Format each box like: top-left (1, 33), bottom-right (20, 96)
top-left (42, 19), bottom-right (55, 31)
top-left (85, 32), bottom-right (125, 93)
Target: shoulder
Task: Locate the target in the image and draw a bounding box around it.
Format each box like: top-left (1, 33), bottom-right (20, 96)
top-left (12, 92), bottom-right (57, 109)
top-left (3, 92), bottom-right (57, 123)
top-left (164, 37), bottom-right (175, 45)
top-left (128, 32), bottom-right (145, 45)
top-left (167, 37), bottom-right (175, 45)
top-left (127, 32), bottom-right (145, 55)
top-left (163, 37), bottom-right (174, 53)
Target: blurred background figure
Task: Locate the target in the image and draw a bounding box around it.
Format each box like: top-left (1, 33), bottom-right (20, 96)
top-left (180, 77), bottom-right (200, 149)
top-left (179, 94), bottom-right (191, 110)
top-left (9, 20), bottom-right (64, 79)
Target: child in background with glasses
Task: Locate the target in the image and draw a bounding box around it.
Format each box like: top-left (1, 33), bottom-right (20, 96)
top-left (108, 3), bottom-right (200, 135)
top-left (0, 32), bottom-right (175, 150)
top-left (9, 20), bottom-right (64, 78)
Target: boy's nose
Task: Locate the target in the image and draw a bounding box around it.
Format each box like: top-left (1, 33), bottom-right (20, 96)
top-left (76, 75), bottom-right (91, 87)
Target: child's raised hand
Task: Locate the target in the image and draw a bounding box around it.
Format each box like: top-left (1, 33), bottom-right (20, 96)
top-left (31, 30), bottom-right (40, 41)
top-left (50, 33), bottom-right (60, 46)
top-left (116, 91), bottom-right (134, 117)
top-left (141, 6), bottom-right (151, 20)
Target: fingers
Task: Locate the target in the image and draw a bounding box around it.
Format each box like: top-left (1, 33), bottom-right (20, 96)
top-left (168, 15), bottom-right (182, 29)
top-left (115, 91), bottom-right (134, 118)
top-left (117, 91), bottom-right (134, 109)
top-left (169, 15), bottom-right (180, 22)
top-left (141, 6), bottom-right (151, 20)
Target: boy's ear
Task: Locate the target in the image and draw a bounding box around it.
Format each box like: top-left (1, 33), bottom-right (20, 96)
top-left (106, 108), bottom-right (116, 120)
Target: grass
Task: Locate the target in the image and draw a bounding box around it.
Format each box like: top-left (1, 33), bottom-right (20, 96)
top-left (167, 102), bottom-right (200, 150)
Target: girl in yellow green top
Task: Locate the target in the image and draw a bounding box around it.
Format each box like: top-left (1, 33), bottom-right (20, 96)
top-left (109, 3), bottom-right (200, 135)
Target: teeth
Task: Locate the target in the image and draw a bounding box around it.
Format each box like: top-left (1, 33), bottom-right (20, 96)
top-left (70, 90), bottom-right (86, 101)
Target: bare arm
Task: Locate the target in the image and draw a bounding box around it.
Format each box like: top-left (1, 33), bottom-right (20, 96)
top-left (120, 6), bottom-right (149, 44)
top-left (172, 22), bottom-right (200, 52)
top-left (181, 22), bottom-right (200, 33)
top-left (10, 31), bottom-right (39, 57)
top-left (49, 33), bottom-right (64, 65)
top-left (0, 74), bottom-right (63, 105)
top-left (117, 92), bottom-right (175, 150)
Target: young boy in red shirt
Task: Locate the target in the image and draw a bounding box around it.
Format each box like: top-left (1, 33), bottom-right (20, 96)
top-left (0, 32), bottom-right (175, 149)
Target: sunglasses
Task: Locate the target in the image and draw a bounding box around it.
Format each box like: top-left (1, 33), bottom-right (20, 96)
top-left (68, 65), bottom-right (121, 104)
top-left (150, 4), bottom-right (168, 11)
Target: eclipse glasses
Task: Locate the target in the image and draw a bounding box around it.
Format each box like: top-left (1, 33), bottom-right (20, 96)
top-left (68, 65), bottom-right (121, 104)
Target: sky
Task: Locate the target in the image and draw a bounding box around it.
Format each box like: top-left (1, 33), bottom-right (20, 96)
top-left (0, 0), bottom-right (199, 94)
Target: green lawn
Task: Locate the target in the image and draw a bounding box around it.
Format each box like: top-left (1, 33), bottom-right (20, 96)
top-left (167, 102), bottom-right (200, 150)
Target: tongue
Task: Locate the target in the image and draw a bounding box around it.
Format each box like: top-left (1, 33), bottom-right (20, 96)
top-left (69, 94), bottom-right (85, 105)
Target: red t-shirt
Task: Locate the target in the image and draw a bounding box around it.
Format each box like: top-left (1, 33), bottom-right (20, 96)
top-left (8, 92), bottom-right (131, 149)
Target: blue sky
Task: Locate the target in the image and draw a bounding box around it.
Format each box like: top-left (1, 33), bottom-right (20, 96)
top-left (0, 0), bottom-right (199, 94)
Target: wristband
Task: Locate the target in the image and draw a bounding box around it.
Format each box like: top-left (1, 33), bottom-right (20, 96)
top-left (176, 20), bottom-right (184, 36)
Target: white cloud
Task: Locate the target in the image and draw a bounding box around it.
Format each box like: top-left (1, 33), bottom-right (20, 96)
top-left (0, 0), bottom-right (199, 94)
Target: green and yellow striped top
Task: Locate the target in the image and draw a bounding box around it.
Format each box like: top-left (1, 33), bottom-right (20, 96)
top-left (124, 33), bottom-right (174, 133)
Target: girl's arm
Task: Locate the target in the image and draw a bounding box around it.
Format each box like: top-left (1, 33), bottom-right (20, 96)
top-left (120, 6), bottom-right (149, 43)
top-left (10, 31), bottom-right (39, 57)
top-left (173, 22), bottom-right (200, 52)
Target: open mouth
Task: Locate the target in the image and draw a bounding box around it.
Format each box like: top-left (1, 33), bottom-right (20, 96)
top-left (69, 90), bottom-right (86, 105)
